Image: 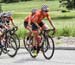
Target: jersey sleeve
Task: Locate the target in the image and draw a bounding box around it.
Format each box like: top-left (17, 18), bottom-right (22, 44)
top-left (10, 16), bottom-right (13, 22)
top-left (31, 14), bottom-right (39, 23)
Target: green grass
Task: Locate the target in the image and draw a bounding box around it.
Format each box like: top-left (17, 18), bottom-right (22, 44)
top-left (1, 1), bottom-right (75, 38)
top-left (12, 11), bottom-right (75, 19)
top-left (2, 1), bottom-right (59, 12)
top-left (54, 19), bottom-right (75, 37)
top-left (14, 18), bottom-right (75, 38)
top-left (1, 1), bottom-right (75, 20)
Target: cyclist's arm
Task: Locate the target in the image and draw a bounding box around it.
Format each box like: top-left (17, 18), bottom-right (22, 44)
top-left (1, 23), bottom-right (7, 29)
top-left (10, 16), bottom-right (15, 26)
top-left (33, 22), bottom-right (40, 28)
top-left (47, 14), bottom-right (55, 29)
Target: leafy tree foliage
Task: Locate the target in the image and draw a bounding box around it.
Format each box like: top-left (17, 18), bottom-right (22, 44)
top-left (59, 0), bottom-right (75, 9)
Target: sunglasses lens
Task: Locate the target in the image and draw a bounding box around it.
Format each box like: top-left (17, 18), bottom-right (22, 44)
top-left (44, 10), bottom-right (48, 12)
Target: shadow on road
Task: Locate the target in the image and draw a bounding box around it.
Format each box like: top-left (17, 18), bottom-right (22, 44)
top-left (14, 58), bottom-right (45, 63)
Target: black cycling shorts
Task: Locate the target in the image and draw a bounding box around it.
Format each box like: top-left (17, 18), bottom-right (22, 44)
top-left (32, 23), bottom-right (38, 31)
top-left (32, 21), bottom-right (44, 31)
top-left (39, 21), bottom-right (44, 27)
top-left (24, 21), bottom-right (28, 28)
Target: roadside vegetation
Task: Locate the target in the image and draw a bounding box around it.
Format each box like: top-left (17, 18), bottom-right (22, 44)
top-left (1, 0), bottom-right (75, 38)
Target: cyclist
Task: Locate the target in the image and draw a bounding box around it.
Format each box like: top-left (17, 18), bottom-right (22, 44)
top-left (31, 5), bottom-right (56, 55)
top-left (2, 12), bottom-right (16, 29)
top-left (0, 12), bottom-right (16, 48)
top-left (0, 12), bottom-right (5, 48)
top-left (24, 8), bottom-right (37, 40)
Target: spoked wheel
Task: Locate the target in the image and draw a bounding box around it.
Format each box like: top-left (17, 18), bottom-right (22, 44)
top-left (23, 36), bottom-right (37, 58)
top-left (23, 36), bottom-right (32, 51)
top-left (12, 34), bottom-right (20, 50)
top-left (42, 38), bottom-right (49, 52)
top-left (5, 36), bottom-right (18, 57)
top-left (42, 36), bottom-right (55, 60)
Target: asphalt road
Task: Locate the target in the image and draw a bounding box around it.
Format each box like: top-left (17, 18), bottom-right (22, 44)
top-left (0, 49), bottom-right (75, 65)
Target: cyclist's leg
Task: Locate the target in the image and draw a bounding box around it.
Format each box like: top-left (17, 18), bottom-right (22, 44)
top-left (24, 21), bottom-right (32, 40)
top-left (39, 21), bottom-right (49, 30)
top-left (31, 23), bottom-right (39, 55)
top-left (32, 23), bottom-right (41, 50)
top-left (38, 21), bottom-right (51, 47)
top-left (32, 23), bottom-right (38, 47)
top-left (39, 21), bottom-right (50, 35)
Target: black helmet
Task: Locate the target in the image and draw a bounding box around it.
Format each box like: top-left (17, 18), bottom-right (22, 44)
top-left (41, 5), bottom-right (49, 12)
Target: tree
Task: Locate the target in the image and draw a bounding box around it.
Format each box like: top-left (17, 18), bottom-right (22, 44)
top-left (2, 0), bottom-right (19, 3)
top-left (59, 0), bottom-right (75, 10)
top-left (72, 0), bottom-right (75, 8)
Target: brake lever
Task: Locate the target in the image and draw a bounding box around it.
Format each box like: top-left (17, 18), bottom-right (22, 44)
top-left (49, 29), bottom-right (55, 35)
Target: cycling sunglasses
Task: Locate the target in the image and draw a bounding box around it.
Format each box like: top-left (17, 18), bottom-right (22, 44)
top-left (43, 10), bottom-right (49, 12)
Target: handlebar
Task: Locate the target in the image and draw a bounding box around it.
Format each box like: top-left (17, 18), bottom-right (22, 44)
top-left (43, 29), bottom-right (55, 35)
top-left (12, 26), bottom-right (18, 31)
top-left (5, 26), bottom-right (18, 34)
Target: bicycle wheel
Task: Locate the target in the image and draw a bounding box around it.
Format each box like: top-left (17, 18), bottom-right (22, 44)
top-left (29, 48), bottom-right (38, 58)
top-left (12, 34), bottom-right (20, 50)
top-left (23, 35), bottom-right (32, 51)
top-left (42, 35), bottom-right (55, 60)
top-left (6, 36), bottom-right (18, 57)
top-left (24, 36), bottom-right (37, 58)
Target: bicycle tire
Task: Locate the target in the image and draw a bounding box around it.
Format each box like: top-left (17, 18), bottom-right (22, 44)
top-left (6, 36), bottom-right (18, 57)
top-left (29, 49), bottom-right (38, 58)
top-left (12, 34), bottom-right (20, 50)
top-left (23, 36), bottom-right (37, 58)
top-left (29, 37), bottom-right (38, 58)
top-left (42, 35), bottom-right (55, 60)
top-left (23, 36), bottom-right (30, 51)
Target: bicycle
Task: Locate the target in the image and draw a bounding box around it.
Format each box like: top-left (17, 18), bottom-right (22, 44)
top-left (0, 27), bottom-right (18, 57)
top-left (9, 26), bottom-right (20, 50)
top-left (24, 29), bottom-right (55, 60)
